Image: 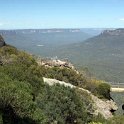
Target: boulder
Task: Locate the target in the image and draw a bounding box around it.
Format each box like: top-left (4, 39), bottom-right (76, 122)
top-left (0, 35), bottom-right (5, 47)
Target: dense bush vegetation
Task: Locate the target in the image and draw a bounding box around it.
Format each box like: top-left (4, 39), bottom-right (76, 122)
top-left (90, 115), bottom-right (124, 124)
top-left (0, 45), bottom-right (116, 123)
top-left (0, 45), bottom-right (93, 123)
top-left (39, 66), bottom-right (111, 99)
top-left (36, 84), bottom-right (94, 124)
top-left (96, 83), bottom-right (111, 99)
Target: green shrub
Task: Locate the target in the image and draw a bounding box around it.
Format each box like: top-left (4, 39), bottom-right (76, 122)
top-left (108, 116), bottom-right (124, 124)
top-left (96, 83), bottom-right (111, 99)
top-left (36, 84), bottom-right (92, 124)
top-left (88, 122), bottom-right (103, 124)
top-left (0, 72), bottom-right (44, 124)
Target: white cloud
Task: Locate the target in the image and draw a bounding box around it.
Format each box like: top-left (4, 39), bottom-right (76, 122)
top-left (119, 18), bottom-right (124, 21)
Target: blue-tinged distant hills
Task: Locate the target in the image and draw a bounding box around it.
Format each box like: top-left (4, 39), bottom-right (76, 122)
top-left (0, 28), bottom-right (100, 56)
top-left (53, 29), bottom-right (124, 83)
top-left (0, 29), bottom-right (97, 46)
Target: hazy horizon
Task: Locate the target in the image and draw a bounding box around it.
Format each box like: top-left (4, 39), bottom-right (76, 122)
top-left (0, 28), bottom-right (122, 30)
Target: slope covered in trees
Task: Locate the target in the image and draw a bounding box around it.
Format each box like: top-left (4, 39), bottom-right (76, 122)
top-left (53, 29), bottom-right (124, 83)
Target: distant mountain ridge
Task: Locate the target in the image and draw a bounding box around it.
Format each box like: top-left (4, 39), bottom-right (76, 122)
top-left (101, 28), bottom-right (124, 36)
top-left (0, 29), bottom-right (83, 35)
top-left (0, 28), bottom-right (102, 35)
top-left (52, 28), bottom-right (124, 83)
top-left (0, 28), bottom-right (101, 57)
top-left (0, 29), bottom-right (92, 46)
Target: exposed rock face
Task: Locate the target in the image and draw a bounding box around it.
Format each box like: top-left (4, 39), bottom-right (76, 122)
top-left (0, 35), bottom-right (5, 47)
top-left (101, 28), bottom-right (124, 36)
top-left (43, 77), bottom-right (118, 119)
top-left (91, 95), bottom-right (118, 119)
top-left (0, 35), bottom-right (6, 65)
top-left (38, 58), bottom-right (75, 70)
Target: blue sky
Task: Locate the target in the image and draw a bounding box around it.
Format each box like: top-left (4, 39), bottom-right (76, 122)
top-left (0, 0), bottom-right (124, 29)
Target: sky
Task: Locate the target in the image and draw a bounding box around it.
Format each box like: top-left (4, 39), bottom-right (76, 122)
top-left (0, 0), bottom-right (124, 29)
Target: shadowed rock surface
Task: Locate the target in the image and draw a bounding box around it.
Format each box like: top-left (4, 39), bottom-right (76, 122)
top-left (0, 35), bottom-right (5, 47)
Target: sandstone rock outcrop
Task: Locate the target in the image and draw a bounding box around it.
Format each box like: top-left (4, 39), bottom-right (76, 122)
top-left (39, 58), bottom-right (74, 69)
top-left (43, 77), bottom-right (118, 119)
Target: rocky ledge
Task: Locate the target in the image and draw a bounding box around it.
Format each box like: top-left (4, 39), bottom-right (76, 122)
top-left (43, 77), bottom-right (118, 119)
top-left (37, 58), bottom-right (76, 70)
